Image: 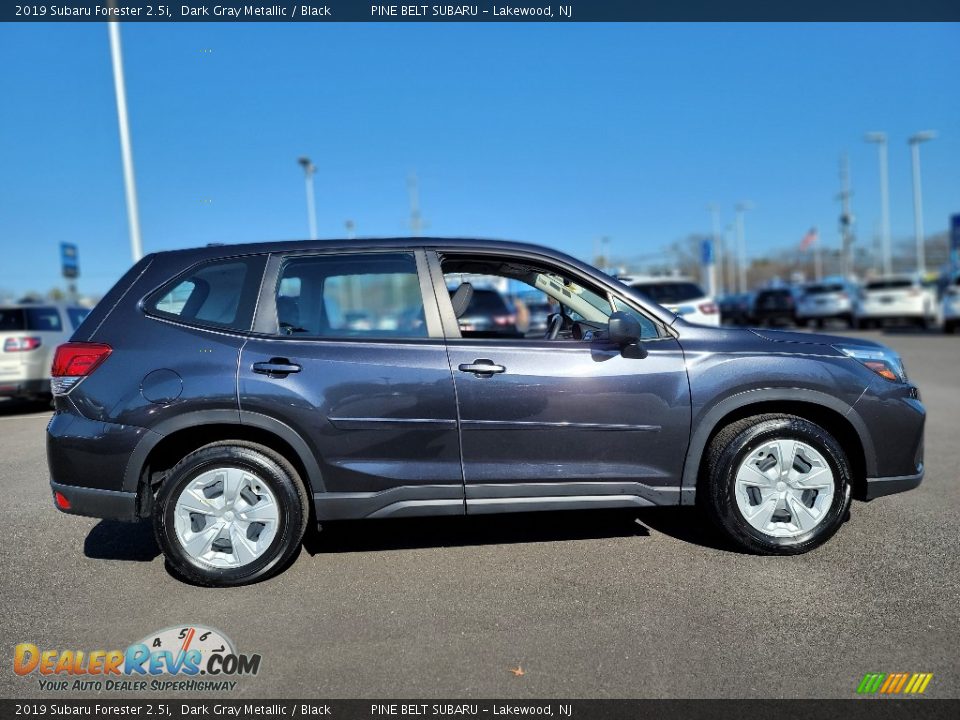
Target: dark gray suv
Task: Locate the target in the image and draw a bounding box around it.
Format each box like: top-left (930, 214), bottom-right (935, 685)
top-left (47, 239), bottom-right (925, 586)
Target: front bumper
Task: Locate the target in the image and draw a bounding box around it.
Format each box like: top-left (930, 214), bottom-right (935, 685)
top-left (864, 465), bottom-right (924, 501)
top-left (50, 480), bottom-right (138, 521)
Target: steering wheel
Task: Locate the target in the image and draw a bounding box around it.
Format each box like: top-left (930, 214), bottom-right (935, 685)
top-left (545, 313), bottom-right (564, 340)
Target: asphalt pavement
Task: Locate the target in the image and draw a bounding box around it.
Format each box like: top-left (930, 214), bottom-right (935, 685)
top-left (1, 328), bottom-right (957, 699)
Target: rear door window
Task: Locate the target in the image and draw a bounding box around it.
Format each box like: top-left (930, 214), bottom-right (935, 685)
top-left (147, 255), bottom-right (267, 332)
top-left (274, 252), bottom-right (427, 339)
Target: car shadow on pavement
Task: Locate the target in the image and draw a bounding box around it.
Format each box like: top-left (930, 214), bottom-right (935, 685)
top-left (0, 398), bottom-right (52, 417)
top-left (881, 327), bottom-right (942, 336)
top-left (303, 507), bottom-right (741, 555)
top-left (84, 519), bottom-right (160, 562)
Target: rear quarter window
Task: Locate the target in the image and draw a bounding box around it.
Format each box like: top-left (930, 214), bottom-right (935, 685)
top-left (146, 255), bottom-right (267, 332)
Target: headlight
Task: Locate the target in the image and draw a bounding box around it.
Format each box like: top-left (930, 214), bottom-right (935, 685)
top-left (834, 344), bottom-right (907, 383)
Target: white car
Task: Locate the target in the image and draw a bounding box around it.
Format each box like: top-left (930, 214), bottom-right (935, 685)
top-left (855, 275), bottom-right (937, 329)
top-left (620, 276), bottom-right (721, 326)
top-left (797, 282), bottom-right (856, 328)
top-left (0, 303), bottom-right (90, 401)
top-left (943, 275), bottom-right (960, 334)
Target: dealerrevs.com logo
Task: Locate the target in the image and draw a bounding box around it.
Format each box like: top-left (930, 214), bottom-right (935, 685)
top-left (14, 625), bottom-right (262, 693)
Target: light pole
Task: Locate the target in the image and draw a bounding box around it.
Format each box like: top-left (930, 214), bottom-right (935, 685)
top-left (298, 157), bottom-right (318, 240)
top-left (734, 202), bottom-right (751, 293)
top-left (908, 131), bottom-right (936, 276)
top-left (707, 203), bottom-right (720, 296)
top-left (865, 132), bottom-right (892, 276)
top-left (107, 18), bottom-right (143, 262)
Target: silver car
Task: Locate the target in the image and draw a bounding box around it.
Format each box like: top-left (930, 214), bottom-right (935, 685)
top-left (0, 303), bottom-right (90, 400)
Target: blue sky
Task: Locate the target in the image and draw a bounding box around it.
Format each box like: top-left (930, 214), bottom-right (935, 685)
top-left (1, 22), bottom-right (958, 296)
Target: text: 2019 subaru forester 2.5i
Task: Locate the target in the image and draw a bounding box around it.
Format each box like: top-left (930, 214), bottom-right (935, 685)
top-left (48, 239), bottom-right (924, 586)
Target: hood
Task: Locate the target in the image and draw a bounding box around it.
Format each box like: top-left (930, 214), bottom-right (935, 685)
top-left (749, 328), bottom-right (884, 349)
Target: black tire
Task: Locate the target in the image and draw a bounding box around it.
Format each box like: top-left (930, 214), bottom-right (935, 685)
top-left (814, 318), bottom-right (824, 329)
top-left (154, 441), bottom-right (309, 587)
top-left (700, 414), bottom-right (852, 555)
top-left (842, 314), bottom-right (854, 329)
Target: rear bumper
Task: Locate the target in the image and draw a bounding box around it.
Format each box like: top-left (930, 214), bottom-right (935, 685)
top-left (864, 465), bottom-right (924, 501)
top-left (0, 378), bottom-right (49, 398)
top-left (50, 479), bottom-right (138, 521)
top-left (798, 308), bottom-right (852, 320)
top-left (857, 307), bottom-right (926, 319)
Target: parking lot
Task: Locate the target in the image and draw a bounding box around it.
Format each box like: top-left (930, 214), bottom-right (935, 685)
top-left (1, 327), bottom-right (957, 699)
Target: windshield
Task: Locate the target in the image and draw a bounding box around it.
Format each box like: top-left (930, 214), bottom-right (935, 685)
top-left (866, 279), bottom-right (913, 291)
top-left (464, 291), bottom-right (510, 315)
top-left (805, 284), bottom-right (845, 295)
top-left (0, 307), bottom-right (64, 332)
top-left (630, 282), bottom-right (704, 304)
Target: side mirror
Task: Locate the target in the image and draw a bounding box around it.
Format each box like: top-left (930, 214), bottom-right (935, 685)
top-left (607, 311), bottom-right (647, 359)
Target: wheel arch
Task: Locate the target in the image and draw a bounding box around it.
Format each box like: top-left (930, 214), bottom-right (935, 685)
top-left (682, 389), bottom-right (875, 503)
top-left (123, 410), bottom-right (323, 516)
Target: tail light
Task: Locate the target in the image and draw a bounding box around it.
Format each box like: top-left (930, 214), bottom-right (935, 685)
top-left (909, 287), bottom-right (921, 296)
top-left (838, 292), bottom-right (849, 300)
top-left (50, 342), bottom-right (112, 395)
top-left (3, 337), bottom-right (41, 352)
top-left (785, 296), bottom-right (794, 307)
top-left (697, 302), bottom-right (719, 315)
top-left (493, 314), bottom-right (516, 326)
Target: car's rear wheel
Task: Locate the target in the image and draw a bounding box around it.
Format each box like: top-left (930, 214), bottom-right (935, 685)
top-left (701, 414), bottom-right (852, 554)
top-left (154, 442), bottom-right (309, 586)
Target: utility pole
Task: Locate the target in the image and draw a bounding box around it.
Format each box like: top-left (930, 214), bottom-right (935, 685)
top-left (106, 14), bottom-right (143, 262)
top-left (837, 153), bottom-right (855, 279)
top-left (707, 203), bottom-right (721, 296)
top-left (734, 203), bottom-right (751, 293)
top-left (909, 131), bottom-right (936, 276)
top-left (724, 223), bottom-right (736, 294)
top-left (865, 132), bottom-right (892, 276)
top-left (345, 219), bottom-right (355, 240)
top-left (298, 157), bottom-right (318, 240)
top-left (407, 172), bottom-right (423, 237)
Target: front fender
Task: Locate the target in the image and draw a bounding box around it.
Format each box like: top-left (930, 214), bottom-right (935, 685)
top-left (679, 387), bottom-right (876, 503)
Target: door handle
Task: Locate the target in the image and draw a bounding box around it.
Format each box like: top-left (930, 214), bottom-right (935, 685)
top-left (458, 359), bottom-right (506, 377)
top-left (252, 358), bottom-right (302, 377)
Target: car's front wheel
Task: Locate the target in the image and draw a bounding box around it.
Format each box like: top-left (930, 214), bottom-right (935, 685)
top-left (702, 414), bottom-right (852, 554)
top-left (154, 442), bottom-right (309, 586)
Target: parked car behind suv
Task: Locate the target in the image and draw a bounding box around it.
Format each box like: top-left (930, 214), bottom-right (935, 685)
top-left (0, 303), bottom-right (90, 401)
top-left (752, 287), bottom-right (798, 326)
top-left (48, 239), bottom-right (925, 586)
top-left (942, 275), bottom-right (960, 334)
top-left (797, 282), bottom-right (856, 328)
top-left (856, 275), bottom-right (937, 329)
top-left (620, 276), bottom-right (720, 326)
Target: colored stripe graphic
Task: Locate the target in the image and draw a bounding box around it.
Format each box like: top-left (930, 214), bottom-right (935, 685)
top-left (857, 672), bottom-right (932, 695)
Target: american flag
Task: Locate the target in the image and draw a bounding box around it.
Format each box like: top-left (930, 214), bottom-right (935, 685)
top-left (799, 227), bottom-right (819, 251)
